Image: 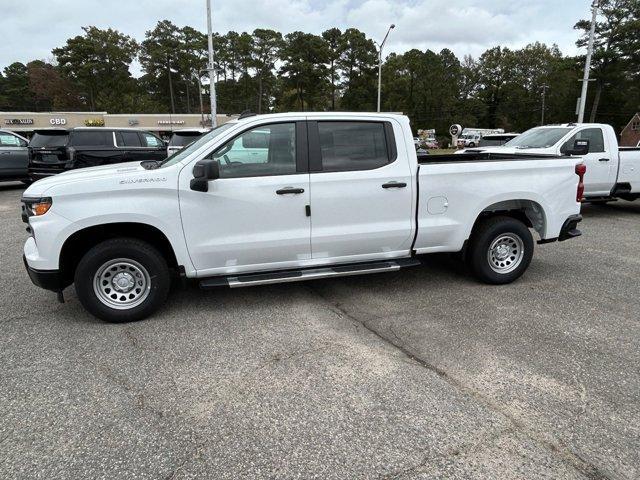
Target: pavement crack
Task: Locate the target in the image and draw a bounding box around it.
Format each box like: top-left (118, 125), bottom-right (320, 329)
top-left (308, 285), bottom-right (613, 480)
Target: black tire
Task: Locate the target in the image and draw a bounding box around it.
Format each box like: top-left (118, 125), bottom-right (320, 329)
top-left (468, 142), bottom-right (476, 148)
top-left (74, 238), bottom-right (170, 323)
top-left (467, 216), bottom-right (534, 284)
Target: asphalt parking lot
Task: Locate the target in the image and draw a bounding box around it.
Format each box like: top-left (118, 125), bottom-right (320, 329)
top-left (1, 181), bottom-right (638, 480)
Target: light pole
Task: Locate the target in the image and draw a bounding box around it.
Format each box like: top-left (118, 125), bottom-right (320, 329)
top-left (540, 84), bottom-right (548, 125)
top-left (577, 0), bottom-right (599, 123)
top-left (376, 24), bottom-right (395, 113)
top-left (206, 0), bottom-right (217, 127)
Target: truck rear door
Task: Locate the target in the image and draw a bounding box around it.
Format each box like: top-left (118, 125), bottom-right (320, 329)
top-left (560, 127), bottom-right (615, 197)
top-left (307, 120), bottom-right (414, 260)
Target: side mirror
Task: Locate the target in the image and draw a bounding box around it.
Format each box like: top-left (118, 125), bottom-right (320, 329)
top-left (565, 139), bottom-right (590, 156)
top-left (190, 158), bottom-right (220, 192)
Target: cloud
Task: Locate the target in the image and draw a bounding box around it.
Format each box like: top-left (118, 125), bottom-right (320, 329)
top-left (1, 0), bottom-right (586, 74)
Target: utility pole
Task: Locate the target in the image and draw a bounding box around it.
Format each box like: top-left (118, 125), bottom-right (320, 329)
top-left (196, 73), bottom-right (205, 127)
top-left (376, 24), bottom-right (395, 113)
top-left (577, 0), bottom-right (599, 123)
top-left (540, 84), bottom-right (548, 125)
top-left (206, 0), bottom-right (217, 127)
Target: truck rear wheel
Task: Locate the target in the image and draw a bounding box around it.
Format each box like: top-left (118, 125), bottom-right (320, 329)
top-left (467, 216), bottom-right (533, 284)
top-left (74, 238), bottom-right (170, 323)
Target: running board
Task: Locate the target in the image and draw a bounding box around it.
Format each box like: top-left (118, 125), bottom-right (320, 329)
top-left (199, 258), bottom-right (421, 289)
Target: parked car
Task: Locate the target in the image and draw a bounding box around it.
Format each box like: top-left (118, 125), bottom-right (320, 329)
top-left (478, 133), bottom-right (519, 147)
top-left (465, 123), bottom-right (640, 202)
top-left (0, 129), bottom-right (30, 183)
top-left (28, 128), bottom-right (166, 181)
top-left (22, 112), bottom-right (585, 322)
top-left (167, 128), bottom-right (209, 156)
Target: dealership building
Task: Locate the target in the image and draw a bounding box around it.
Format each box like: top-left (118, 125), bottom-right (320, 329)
top-left (0, 111), bottom-right (237, 138)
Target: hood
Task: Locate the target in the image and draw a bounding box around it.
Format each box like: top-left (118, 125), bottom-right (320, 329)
top-left (24, 162), bottom-right (148, 197)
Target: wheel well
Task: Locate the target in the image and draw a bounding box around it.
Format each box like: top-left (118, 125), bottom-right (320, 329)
top-left (471, 200), bottom-right (546, 238)
top-left (59, 223), bottom-right (179, 287)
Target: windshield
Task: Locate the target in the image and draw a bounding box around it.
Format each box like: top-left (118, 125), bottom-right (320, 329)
top-left (160, 123), bottom-right (235, 167)
top-left (169, 132), bottom-right (205, 147)
top-left (30, 132), bottom-right (69, 148)
top-left (505, 127), bottom-right (572, 149)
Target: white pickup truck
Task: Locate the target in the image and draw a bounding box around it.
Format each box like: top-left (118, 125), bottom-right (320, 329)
top-left (22, 113), bottom-right (585, 322)
top-left (460, 123), bottom-right (640, 202)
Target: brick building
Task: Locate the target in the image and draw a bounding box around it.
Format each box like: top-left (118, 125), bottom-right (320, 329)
top-left (620, 113), bottom-right (640, 147)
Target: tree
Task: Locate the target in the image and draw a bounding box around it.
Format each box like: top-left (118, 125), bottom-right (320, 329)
top-left (322, 28), bottom-right (342, 110)
top-left (337, 28), bottom-right (377, 111)
top-left (251, 29), bottom-right (283, 113)
top-left (279, 32), bottom-right (330, 110)
top-left (27, 60), bottom-right (82, 110)
top-left (53, 26), bottom-right (138, 112)
top-left (139, 20), bottom-right (183, 113)
top-left (1, 62), bottom-right (33, 110)
top-left (575, 0), bottom-right (640, 124)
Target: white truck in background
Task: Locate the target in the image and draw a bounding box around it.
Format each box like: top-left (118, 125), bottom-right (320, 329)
top-left (457, 128), bottom-right (505, 148)
top-left (463, 123), bottom-right (640, 203)
top-left (22, 112), bottom-right (586, 323)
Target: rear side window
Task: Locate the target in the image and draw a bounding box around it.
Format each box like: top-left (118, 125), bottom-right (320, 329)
top-left (317, 122), bottom-right (390, 172)
top-left (30, 132), bottom-right (69, 147)
top-left (71, 131), bottom-right (113, 147)
top-left (562, 128), bottom-right (605, 153)
top-left (0, 132), bottom-right (25, 146)
top-left (141, 132), bottom-right (162, 147)
top-left (116, 131), bottom-right (143, 147)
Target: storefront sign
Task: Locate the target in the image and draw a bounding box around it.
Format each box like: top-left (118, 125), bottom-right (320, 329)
top-left (49, 118), bottom-right (67, 126)
top-left (4, 118), bottom-right (34, 125)
top-left (158, 120), bottom-right (185, 125)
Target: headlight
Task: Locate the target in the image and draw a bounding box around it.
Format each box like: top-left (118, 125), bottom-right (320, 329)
top-left (21, 197), bottom-right (53, 220)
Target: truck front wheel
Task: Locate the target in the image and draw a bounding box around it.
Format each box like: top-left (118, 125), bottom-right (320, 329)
top-left (74, 238), bottom-right (170, 323)
top-left (467, 216), bottom-right (533, 284)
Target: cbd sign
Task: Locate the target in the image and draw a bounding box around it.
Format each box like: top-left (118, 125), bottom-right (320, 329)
top-left (49, 118), bottom-right (67, 126)
top-left (449, 124), bottom-right (462, 136)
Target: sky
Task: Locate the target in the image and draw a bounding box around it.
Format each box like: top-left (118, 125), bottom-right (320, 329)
top-left (3, 0), bottom-right (591, 75)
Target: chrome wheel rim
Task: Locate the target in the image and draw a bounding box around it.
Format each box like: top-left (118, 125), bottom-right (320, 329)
top-left (93, 258), bottom-right (151, 310)
top-left (487, 233), bottom-right (524, 274)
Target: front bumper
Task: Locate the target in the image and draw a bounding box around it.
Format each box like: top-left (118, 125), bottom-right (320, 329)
top-left (23, 255), bottom-right (64, 292)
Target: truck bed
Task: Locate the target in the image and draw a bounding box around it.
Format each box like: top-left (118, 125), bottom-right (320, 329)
top-left (412, 153), bottom-right (581, 254)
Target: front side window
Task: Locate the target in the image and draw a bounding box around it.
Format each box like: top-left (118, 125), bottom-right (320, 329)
top-left (142, 133), bottom-right (162, 147)
top-left (209, 123), bottom-right (296, 178)
top-left (318, 122), bottom-right (389, 172)
top-left (562, 128), bottom-right (605, 153)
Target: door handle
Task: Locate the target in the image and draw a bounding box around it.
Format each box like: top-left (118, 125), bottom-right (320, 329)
top-left (382, 181), bottom-right (407, 189)
top-left (598, 158), bottom-right (610, 162)
top-left (276, 187), bottom-right (304, 195)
